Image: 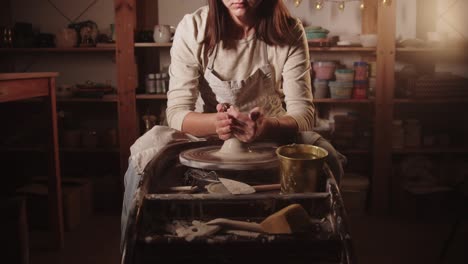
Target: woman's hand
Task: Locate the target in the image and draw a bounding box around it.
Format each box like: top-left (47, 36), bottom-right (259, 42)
top-left (215, 103), bottom-right (233, 140)
top-left (227, 106), bottom-right (265, 143)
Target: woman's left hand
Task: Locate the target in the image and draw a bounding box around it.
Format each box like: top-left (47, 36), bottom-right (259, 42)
top-left (226, 106), bottom-right (264, 143)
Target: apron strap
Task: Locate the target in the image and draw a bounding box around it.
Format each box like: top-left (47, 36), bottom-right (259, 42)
top-left (261, 40), bottom-right (269, 65)
top-left (207, 44), bottom-right (219, 71)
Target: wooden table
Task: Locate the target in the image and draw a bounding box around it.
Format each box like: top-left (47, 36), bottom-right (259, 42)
top-left (0, 72), bottom-right (64, 249)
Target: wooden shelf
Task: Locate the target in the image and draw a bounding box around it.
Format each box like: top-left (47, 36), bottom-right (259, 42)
top-left (136, 94), bottom-right (167, 100)
top-left (57, 95), bottom-right (118, 103)
top-left (135, 42), bottom-right (172, 48)
top-left (313, 98), bottom-right (374, 104)
top-left (309, 46), bottom-right (376, 52)
top-left (396, 47), bottom-right (465, 53)
top-left (394, 98), bottom-right (468, 104)
top-left (60, 147), bottom-right (120, 153)
top-left (392, 147), bottom-right (468, 154)
top-left (0, 47), bottom-right (115, 53)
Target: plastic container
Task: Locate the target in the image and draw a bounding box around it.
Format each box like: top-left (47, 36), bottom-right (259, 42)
top-left (353, 80), bottom-right (368, 99)
top-left (313, 79), bottom-right (329, 99)
top-left (392, 120), bottom-right (404, 149)
top-left (335, 69), bottom-right (354, 82)
top-left (354, 61), bottom-right (369, 81)
top-left (313, 61), bottom-right (336, 80)
top-left (341, 173), bottom-right (369, 213)
top-left (329, 81), bottom-right (353, 99)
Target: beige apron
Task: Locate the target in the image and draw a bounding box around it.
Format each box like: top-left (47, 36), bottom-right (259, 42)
top-left (198, 40), bottom-right (285, 117)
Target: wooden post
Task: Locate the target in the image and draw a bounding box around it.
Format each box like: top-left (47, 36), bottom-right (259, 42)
top-left (416, 0), bottom-right (436, 40)
top-left (47, 76), bottom-right (65, 249)
top-left (115, 0), bottom-right (138, 181)
top-left (373, 0), bottom-right (396, 214)
top-left (362, 0), bottom-right (378, 34)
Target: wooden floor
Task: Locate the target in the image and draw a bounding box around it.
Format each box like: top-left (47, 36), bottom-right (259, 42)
top-left (29, 212), bottom-right (468, 264)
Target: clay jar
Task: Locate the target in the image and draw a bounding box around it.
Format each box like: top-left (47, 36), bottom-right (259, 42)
top-left (153, 25), bottom-right (172, 43)
top-left (55, 28), bottom-right (77, 48)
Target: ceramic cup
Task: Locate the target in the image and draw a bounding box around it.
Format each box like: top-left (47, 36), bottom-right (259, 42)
top-left (153, 25), bottom-right (172, 43)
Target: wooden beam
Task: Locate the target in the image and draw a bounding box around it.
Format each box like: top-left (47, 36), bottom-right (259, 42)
top-left (115, 0), bottom-right (138, 180)
top-left (362, 0), bottom-right (378, 34)
top-left (373, 0), bottom-right (396, 214)
top-left (416, 0), bottom-right (436, 40)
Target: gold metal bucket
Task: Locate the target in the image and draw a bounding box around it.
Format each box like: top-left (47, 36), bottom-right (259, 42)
top-left (276, 144), bottom-right (328, 194)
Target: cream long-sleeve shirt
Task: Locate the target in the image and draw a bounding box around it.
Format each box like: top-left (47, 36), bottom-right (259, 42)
top-left (166, 6), bottom-right (314, 132)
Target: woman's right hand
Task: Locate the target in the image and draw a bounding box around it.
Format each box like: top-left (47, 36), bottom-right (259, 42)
top-left (215, 103), bottom-right (233, 140)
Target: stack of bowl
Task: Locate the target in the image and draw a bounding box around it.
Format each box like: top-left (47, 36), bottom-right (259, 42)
top-left (305, 26), bottom-right (329, 43)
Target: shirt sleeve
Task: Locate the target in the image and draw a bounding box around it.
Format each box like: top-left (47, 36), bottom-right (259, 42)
top-left (166, 13), bottom-right (205, 131)
top-left (281, 20), bottom-right (315, 131)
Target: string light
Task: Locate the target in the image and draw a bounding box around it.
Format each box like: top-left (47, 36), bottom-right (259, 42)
top-left (338, 1), bottom-right (345, 11)
top-left (315, 1), bottom-right (323, 10)
top-left (382, 0), bottom-right (391, 5)
top-left (300, 0), bottom-right (366, 12)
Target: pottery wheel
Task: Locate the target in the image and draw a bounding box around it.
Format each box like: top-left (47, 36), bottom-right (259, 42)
top-left (179, 138), bottom-right (279, 170)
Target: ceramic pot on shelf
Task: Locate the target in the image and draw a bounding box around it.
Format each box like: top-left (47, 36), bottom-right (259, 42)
top-left (153, 25), bottom-right (172, 43)
top-left (55, 28), bottom-right (77, 48)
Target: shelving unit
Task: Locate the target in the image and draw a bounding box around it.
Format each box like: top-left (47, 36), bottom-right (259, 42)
top-left (387, 1), bottom-right (468, 215)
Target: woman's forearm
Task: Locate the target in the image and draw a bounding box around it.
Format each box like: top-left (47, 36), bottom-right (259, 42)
top-left (181, 112), bottom-right (218, 137)
top-left (260, 115), bottom-right (298, 143)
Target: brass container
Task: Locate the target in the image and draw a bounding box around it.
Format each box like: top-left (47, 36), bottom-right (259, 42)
top-left (276, 144), bottom-right (328, 194)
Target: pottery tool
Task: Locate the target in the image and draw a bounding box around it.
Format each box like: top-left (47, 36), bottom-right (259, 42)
top-left (218, 178), bottom-right (255, 194)
top-left (206, 178), bottom-right (281, 195)
top-left (175, 220), bottom-right (222, 242)
top-left (206, 204), bottom-right (312, 234)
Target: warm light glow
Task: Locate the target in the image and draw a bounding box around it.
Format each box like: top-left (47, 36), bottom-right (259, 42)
top-left (360, 1), bottom-right (365, 10)
top-left (382, 0), bottom-right (391, 6)
top-left (339, 1), bottom-right (345, 11)
top-left (294, 0), bottom-right (302, 7)
top-left (316, 1), bottom-right (323, 10)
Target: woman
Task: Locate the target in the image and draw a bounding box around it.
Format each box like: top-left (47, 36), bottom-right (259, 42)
top-left (166, 0), bottom-right (315, 144)
top-left (121, 0), bottom-right (345, 251)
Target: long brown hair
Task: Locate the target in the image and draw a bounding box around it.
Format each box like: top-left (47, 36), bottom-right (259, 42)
top-left (203, 0), bottom-right (299, 54)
